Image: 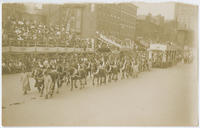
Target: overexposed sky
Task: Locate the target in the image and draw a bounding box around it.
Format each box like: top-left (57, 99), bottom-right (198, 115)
top-left (133, 2), bottom-right (175, 20)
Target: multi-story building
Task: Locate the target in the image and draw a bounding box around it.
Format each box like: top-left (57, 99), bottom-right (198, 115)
top-left (41, 3), bottom-right (138, 41)
top-left (82, 3), bottom-right (137, 40)
top-left (3, 3), bottom-right (47, 28)
top-left (136, 13), bottom-right (165, 42)
top-left (175, 3), bottom-right (198, 30)
top-left (174, 3), bottom-right (198, 47)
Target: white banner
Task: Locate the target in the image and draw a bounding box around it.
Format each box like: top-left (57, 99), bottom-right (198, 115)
top-left (149, 44), bottom-right (167, 51)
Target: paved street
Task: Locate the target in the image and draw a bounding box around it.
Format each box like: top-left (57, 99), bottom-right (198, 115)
top-left (2, 62), bottom-right (198, 126)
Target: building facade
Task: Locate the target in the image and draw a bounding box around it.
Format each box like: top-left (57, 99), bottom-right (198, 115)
top-left (174, 3), bottom-right (198, 47)
top-left (136, 13), bottom-right (165, 42)
top-left (94, 3), bottom-right (137, 40)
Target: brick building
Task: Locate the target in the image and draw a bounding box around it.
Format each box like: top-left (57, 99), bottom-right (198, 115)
top-left (43, 3), bottom-right (137, 40)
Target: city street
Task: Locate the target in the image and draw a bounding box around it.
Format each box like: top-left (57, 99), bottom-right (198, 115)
top-left (2, 61), bottom-right (198, 126)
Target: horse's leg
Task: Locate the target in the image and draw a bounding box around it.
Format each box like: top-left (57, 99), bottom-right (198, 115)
top-left (113, 74), bottom-right (115, 81)
top-left (70, 78), bottom-right (73, 91)
top-left (99, 76), bottom-right (101, 85)
top-left (56, 79), bottom-right (59, 94)
top-left (74, 79), bottom-right (78, 88)
top-left (126, 71), bottom-right (128, 78)
top-left (83, 77), bottom-right (86, 88)
top-left (92, 76), bottom-right (95, 85)
top-left (109, 74), bottom-right (111, 82)
top-left (104, 75), bottom-right (106, 84)
top-left (37, 83), bottom-right (41, 93)
top-left (68, 76), bottom-right (71, 85)
top-left (49, 83), bottom-right (54, 98)
top-left (40, 83), bottom-right (44, 97)
top-left (89, 71), bottom-right (91, 78)
top-left (49, 82), bottom-right (54, 98)
top-left (122, 71), bottom-right (124, 79)
top-left (85, 75), bottom-right (87, 85)
top-left (49, 81), bottom-right (54, 96)
top-left (97, 76), bottom-right (100, 86)
top-left (114, 74), bottom-right (116, 81)
top-left (47, 83), bottom-right (52, 99)
top-left (52, 81), bottom-right (55, 96)
top-left (131, 70), bottom-right (134, 78)
top-left (44, 84), bottom-right (48, 99)
top-left (100, 76), bottom-right (102, 85)
top-left (79, 78), bottom-right (82, 89)
top-left (67, 76), bottom-right (70, 86)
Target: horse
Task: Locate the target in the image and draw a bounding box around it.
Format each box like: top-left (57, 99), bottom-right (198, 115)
top-left (56, 65), bottom-right (66, 92)
top-left (132, 63), bottom-right (139, 78)
top-left (91, 63), bottom-right (100, 85)
top-left (69, 67), bottom-right (79, 91)
top-left (111, 64), bottom-right (119, 81)
top-left (106, 63), bottom-right (112, 83)
top-left (63, 66), bottom-right (71, 86)
top-left (85, 62), bottom-right (92, 77)
top-left (32, 68), bottom-right (44, 97)
top-left (121, 62), bottom-right (127, 80)
top-left (125, 62), bottom-right (133, 78)
top-left (98, 67), bottom-right (107, 85)
top-left (77, 66), bottom-right (87, 89)
top-left (48, 69), bottom-right (59, 96)
top-left (43, 71), bottom-right (53, 99)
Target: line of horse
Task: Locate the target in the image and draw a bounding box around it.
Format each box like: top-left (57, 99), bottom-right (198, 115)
top-left (31, 60), bottom-right (142, 99)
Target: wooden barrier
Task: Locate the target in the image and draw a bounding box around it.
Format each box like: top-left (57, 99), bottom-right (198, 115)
top-left (2, 46), bottom-right (94, 53)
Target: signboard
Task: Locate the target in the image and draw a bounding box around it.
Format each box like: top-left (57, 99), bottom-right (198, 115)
top-left (149, 44), bottom-right (167, 51)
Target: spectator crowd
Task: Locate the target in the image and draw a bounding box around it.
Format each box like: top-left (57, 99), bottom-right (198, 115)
top-left (3, 15), bottom-right (92, 48)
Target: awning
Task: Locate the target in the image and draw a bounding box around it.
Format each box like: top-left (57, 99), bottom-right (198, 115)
top-left (97, 34), bottom-right (122, 48)
top-left (97, 47), bottom-right (111, 53)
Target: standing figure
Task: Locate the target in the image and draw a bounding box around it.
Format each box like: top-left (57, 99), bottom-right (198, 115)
top-left (20, 71), bottom-right (31, 95)
top-left (43, 70), bottom-right (52, 99)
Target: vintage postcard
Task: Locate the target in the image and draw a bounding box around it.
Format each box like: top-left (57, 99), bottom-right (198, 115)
top-left (1, 0), bottom-right (199, 127)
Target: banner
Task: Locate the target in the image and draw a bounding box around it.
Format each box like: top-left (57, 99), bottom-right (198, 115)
top-left (149, 44), bottom-right (167, 51)
top-left (99, 34), bottom-right (121, 48)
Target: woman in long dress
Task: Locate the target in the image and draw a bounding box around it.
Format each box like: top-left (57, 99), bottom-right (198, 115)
top-left (20, 71), bottom-right (31, 95)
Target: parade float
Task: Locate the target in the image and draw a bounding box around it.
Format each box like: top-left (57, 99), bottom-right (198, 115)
top-left (147, 43), bottom-right (178, 68)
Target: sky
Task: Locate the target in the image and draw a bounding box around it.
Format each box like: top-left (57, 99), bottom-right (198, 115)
top-left (133, 2), bottom-right (175, 20)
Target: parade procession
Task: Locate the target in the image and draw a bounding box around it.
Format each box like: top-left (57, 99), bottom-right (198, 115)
top-left (2, 2), bottom-right (198, 127)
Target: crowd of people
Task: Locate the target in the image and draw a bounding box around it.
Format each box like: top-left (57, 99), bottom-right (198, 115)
top-left (18, 51), bottom-right (151, 98)
top-left (2, 54), bottom-right (33, 74)
top-left (3, 15), bottom-right (92, 48)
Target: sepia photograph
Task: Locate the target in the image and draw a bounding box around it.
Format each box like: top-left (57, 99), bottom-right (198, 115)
top-left (1, 0), bottom-right (199, 126)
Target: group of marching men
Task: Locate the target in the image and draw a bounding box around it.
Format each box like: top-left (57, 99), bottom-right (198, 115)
top-left (20, 53), bottom-right (152, 99)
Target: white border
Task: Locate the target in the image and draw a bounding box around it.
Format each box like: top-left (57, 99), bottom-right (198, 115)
top-left (0, 0), bottom-right (199, 128)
